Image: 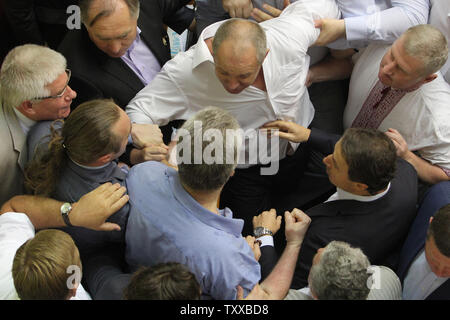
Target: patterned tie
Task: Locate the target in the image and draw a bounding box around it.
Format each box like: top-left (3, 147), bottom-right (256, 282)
top-left (351, 80), bottom-right (408, 129)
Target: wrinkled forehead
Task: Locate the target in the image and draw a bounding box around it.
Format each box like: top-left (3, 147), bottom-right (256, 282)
top-left (214, 42), bottom-right (259, 73)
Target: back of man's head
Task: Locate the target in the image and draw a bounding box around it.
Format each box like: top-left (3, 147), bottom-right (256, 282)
top-left (0, 44), bottom-right (66, 110)
top-left (80, 0), bottom-right (140, 27)
top-left (123, 263), bottom-right (201, 300)
top-left (309, 241), bottom-right (371, 300)
top-left (12, 229), bottom-right (81, 300)
top-left (402, 24), bottom-right (448, 76)
top-left (427, 204), bottom-right (450, 258)
top-left (177, 107), bottom-right (241, 191)
top-left (212, 18), bottom-right (267, 64)
top-left (340, 128), bottom-right (397, 195)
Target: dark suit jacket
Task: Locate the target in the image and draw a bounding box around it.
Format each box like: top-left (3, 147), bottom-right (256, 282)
top-left (397, 181), bottom-right (450, 300)
top-left (290, 129), bottom-right (418, 289)
top-left (58, 0), bottom-right (194, 109)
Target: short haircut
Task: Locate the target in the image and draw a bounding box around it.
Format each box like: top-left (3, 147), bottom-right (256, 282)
top-left (340, 128), bottom-right (397, 195)
top-left (427, 203), bottom-right (450, 257)
top-left (309, 241), bottom-right (371, 300)
top-left (0, 44), bottom-right (66, 111)
top-left (80, 0), bottom-right (140, 27)
top-left (12, 230), bottom-right (81, 300)
top-left (212, 18), bottom-right (267, 64)
top-left (25, 99), bottom-right (123, 196)
top-left (123, 263), bottom-right (201, 300)
top-left (402, 24), bottom-right (448, 76)
top-left (177, 107), bottom-right (241, 191)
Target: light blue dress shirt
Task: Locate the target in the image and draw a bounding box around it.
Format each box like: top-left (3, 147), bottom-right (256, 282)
top-left (329, 0), bottom-right (430, 49)
top-left (403, 249), bottom-right (449, 300)
top-left (125, 161), bottom-right (261, 300)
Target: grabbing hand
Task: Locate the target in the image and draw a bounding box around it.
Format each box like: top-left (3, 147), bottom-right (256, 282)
top-left (70, 182), bottom-right (129, 231)
top-left (223, 0), bottom-right (254, 18)
top-left (313, 18), bottom-right (346, 47)
top-left (262, 120), bottom-right (311, 143)
top-left (252, 208), bottom-right (282, 235)
top-left (131, 123), bottom-right (164, 149)
top-left (251, 0), bottom-right (290, 22)
top-left (384, 128), bottom-right (410, 159)
top-left (244, 235), bottom-right (262, 261)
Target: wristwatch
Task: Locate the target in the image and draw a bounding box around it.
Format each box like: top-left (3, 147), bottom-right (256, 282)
top-left (253, 227), bottom-right (273, 238)
top-left (61, 202), bottom-right (73, 227)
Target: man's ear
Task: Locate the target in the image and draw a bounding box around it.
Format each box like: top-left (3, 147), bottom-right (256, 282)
top-left (17, 100), bottom-right (34, 117)
top-left (354, 182), bottom-right (369, 193)
top-left (422, 73), bottom-right (437, 84)
top-left (97, 153), bottom-right (113, 165)
top-left (429, 216), bottom-right (434, 224)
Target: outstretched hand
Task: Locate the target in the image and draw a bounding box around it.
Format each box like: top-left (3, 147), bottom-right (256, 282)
top-left (262, 120), bottom-right (311, 143)
top-left (251, 0), bottom-right (290, 22)
top-left (313, 18), bottom-right (346, 47)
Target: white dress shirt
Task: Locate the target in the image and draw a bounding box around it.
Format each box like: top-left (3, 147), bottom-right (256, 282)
top-left (429, 0), bottom-right (450, 83)
top-left (325, 183), bottom-right (391, 203)
top-left (343, 44), bottom-right (450, 175)
top-left (126, 0), bottom-right (340, 167)
top-left (0, 212), bottom-right (91, 300)
top-left (328, 0), bottom-right (429, 49)
top-left (403, 249), bottom-right (449, 300)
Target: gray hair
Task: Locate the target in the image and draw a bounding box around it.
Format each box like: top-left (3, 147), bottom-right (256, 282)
top-left (177, 107), bottom-right (241, 191)
top-left (402, 24), bottom-right (448, 76)
top-left (0, 44), bottom-right (66, 111)
top-left (309, 241), bottom-right (371, 300)
top-left (80, 0), bottom-right (140, 27)
top-left (212, 19), bottom-right (267, 64)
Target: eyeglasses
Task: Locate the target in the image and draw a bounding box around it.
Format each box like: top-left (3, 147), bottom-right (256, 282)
top-left (31, 69), bottom-right (72, 101)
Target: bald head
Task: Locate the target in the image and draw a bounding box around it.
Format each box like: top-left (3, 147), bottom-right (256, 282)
top-left (80, 0), bottom-right (139, 27)
top-left (212, 19), bottom-right (267, 64)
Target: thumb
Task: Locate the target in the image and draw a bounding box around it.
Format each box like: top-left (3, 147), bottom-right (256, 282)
top-left (236, 285), bottom-right (245, 300)
top-left (97, 222), bottom-right (121, 232)
top-left (284, 211), bottom-right (294, 226)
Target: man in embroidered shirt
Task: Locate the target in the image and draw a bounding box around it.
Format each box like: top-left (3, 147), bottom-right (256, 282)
top-left (308, 24), bottom-right (450, 185)
top-left (126, 0), bottom-right (340, 235)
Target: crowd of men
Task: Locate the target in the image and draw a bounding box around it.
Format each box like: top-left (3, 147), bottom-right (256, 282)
top-left (0, 0), bottom-right (449, 300)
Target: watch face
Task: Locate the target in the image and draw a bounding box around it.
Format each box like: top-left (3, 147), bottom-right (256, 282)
top-left (61, 203), bottom-right (71, 214)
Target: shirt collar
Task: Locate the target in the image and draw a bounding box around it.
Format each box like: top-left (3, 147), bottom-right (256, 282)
top-left (192, 20), bottom-right (226, 69)
top-left (167, 167), bottom-right (244, 236)
top-left (126, 27), bottom-right (141, 54)
top-left (13, 108), bottom-right (36, 134)
top-left (335, 182), bottom-right (391, 202)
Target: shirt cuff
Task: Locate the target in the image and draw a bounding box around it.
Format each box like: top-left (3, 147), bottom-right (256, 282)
top-left (257, 235), bottom-right (274, 247)
top-left (344, 15), bottom-right (369, 42)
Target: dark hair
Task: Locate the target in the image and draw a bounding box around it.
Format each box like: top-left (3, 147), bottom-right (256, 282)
top-left (123, 263), bottom-right (201, 300)
top-left (427, 203), bottom-right (450, 257)
top-left (25, 99), bottom-right (123, 196)
top-left (340, 128), bottom-right (397, 195)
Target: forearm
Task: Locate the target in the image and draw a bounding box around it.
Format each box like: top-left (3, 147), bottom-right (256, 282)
top-left (9, 195), bottom-right (66, 230)
top-left (259, 242), bottom-right (301, 299)
top-left (403, 151), bottom-right (450, 184)
top-left (309, 55), bottom-right (353, 85)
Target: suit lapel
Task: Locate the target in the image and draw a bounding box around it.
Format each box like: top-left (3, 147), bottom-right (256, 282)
top-left (4, 107), bottom-right (27, 171)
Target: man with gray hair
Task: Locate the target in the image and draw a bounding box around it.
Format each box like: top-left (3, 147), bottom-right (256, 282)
top-left (285, 241), bottom-right (402, 300)
top-left (126, 0), bottom-right (341, 236)
top-left (125, 107), bottom-right (313, 300)
top-left (0, 44), bottom-right (77, 205)
top-left (308, 24), bottom-right (450, 185)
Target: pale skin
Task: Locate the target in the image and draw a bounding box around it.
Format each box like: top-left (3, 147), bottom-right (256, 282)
top-left (237, 208), bottom-right (311, 300)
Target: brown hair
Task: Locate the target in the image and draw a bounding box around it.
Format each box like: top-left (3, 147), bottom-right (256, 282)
top-left (427, 203), bottom-right (450, 257)
top-left (25, 99), bottom-right (123, 196)
top-left (12, 229), bottom-right (81, 300)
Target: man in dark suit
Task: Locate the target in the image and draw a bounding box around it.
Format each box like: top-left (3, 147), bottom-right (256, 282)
top-left (397, 182), bottom-right (450, 300)
top-left (58, 0), bottom-right (194, 163)
top-left (263, 121), bottom-right (418, 289)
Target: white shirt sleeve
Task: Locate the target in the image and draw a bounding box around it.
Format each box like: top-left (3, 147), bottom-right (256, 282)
top-left (0, 213), bottom-right (35, 300)
top-left (344, 0), bottom-right (429, 47)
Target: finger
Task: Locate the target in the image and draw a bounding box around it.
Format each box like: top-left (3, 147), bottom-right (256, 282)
top-left (236, 286), bottom-right (244, 300)
top-left (243, 3), bottom-right (253, 18)
top-left (277, 215), bottom-right (282, 226)
top-left (269, 208), bottom-right (276, 215)
top-left (284, 210), bottom-right (294, 226)
top-left (97, 222), bottom-right (121, 232)
top-left (108, 193), bottom-right (129, 214)
top-left (229, 8), bottom-right (236, 18)
top-left (251, 8), bottom-right (273, 22)
top-left (253, 241), bottom-right (261, 257)
top-left (262, 4), bottom-right (282, 17)
top-left (262, 120), bottom-right (292, 132)
top-left (314, 19), bottom-right (323, 29)
top-left (96, 182), bottom-right (113, 195)
top-left (276, 131), bottom-right (297, 141)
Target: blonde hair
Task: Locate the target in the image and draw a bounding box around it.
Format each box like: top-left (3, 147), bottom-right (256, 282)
top-left (402, 24), bottom-right (448, 76)
top-left (0, 44), bottom-right (66, 111)
top-left (12, 230), bottom-right (81, 300)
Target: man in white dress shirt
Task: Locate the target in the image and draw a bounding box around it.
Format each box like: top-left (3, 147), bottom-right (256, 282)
top-left (309, 24), bottom-right (450, 185)
top-left (126, 0), bottom-right (340, 235)
top-left (429, 0), bottom-right (450, 83)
